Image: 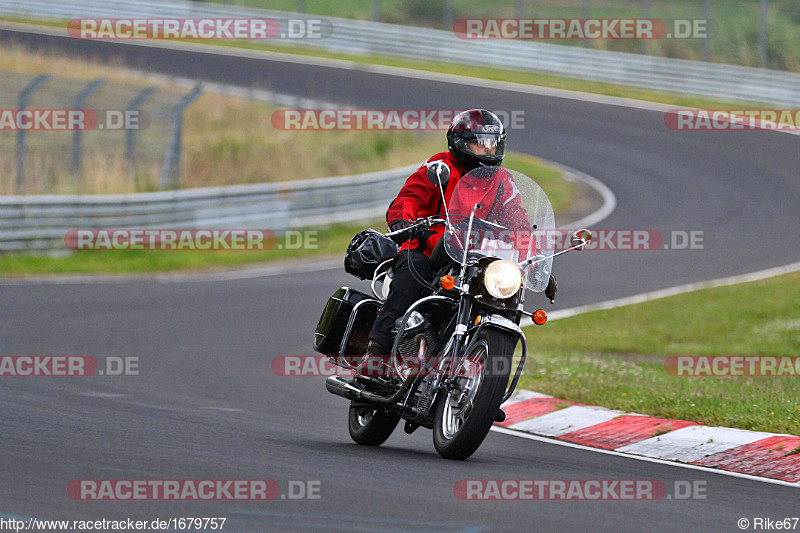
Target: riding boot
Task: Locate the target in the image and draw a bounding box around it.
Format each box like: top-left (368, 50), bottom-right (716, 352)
top-left (356, 339), bottom-right (393, 378)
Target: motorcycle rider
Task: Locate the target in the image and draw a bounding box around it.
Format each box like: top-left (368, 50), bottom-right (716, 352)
top-left (357, 109), bottom-right (557, 376)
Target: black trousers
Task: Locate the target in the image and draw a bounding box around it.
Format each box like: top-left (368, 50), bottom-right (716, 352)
top-left (368, 249), bottom-right (433, 347)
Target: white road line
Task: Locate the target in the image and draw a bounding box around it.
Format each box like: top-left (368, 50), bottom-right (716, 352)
top-left (156, 258), bottom-right (344, 283)
top-left (0, 258), bottom-right (344, 285)
top-left (554, 163), bottom-right (618, 230)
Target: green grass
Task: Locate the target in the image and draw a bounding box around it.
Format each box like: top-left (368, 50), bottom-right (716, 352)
top-left (0, 151), bottom-right (570, 274)
top-left (519, 271), bottom-right (800, 435)
top-left (0, 220), bottom-right (370, 275)
top-left (182, 93), bottom-right (439, 188)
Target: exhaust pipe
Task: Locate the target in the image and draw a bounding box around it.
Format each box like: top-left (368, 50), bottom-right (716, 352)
top-left (325, 373), bottom-right (418, 404)
top-left (326, 338), bottom-right (428, 404)
top-left (325, 376), bottom-right (363, 401)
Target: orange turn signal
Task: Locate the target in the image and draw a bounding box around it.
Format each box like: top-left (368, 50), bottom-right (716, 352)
top-left (440, 275), bottom-right (455, 291)
top-left (533, 309), bottom-right (548, 325)
top-left (474, 315), bottom-right (482, 325)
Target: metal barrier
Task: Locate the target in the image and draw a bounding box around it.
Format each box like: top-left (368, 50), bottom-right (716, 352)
top-left (1, 0), bottom-right (799, 106)
top-left (0, 163), bottom-right (416, 253)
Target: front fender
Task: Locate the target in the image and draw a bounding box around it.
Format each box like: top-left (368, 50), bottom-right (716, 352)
top-left (465, 314), bottom-right (528, 404)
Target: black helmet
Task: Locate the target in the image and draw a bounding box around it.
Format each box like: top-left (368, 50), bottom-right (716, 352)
top-left (446, 109), bottom-right (506, 171)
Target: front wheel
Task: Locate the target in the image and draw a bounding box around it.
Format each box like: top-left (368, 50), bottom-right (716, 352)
top-left (433, 330), bottom-right (514, 460)
top-left (348, 402), bottom-right (401, 446)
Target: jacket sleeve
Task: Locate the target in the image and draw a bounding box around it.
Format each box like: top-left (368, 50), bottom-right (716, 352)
top-left (386, 164), bottom-right (438, 225)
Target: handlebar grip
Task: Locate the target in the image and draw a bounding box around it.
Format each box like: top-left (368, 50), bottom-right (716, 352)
top-left (387, 220), bottom-right (432, 244)
top-left (386, 218), bottom-right (445, 245)
top-left (387, 224), bottom-right (421, 244)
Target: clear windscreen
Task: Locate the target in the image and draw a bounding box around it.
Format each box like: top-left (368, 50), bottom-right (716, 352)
top-left (443, 166), bottom-right (555, 292)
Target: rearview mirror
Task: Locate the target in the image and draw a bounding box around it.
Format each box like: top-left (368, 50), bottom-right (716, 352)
top-left (570, 229), bottom-right (592, 249)
top-left (425, 161), bottom-right (450, 188)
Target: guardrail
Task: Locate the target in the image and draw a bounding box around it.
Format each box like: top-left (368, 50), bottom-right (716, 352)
top-left (1, 0), bottom-right (799, 106)
top-left (0, 164), bottom-right (416, 253)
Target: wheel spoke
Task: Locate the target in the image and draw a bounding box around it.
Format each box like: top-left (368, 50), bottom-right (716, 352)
top-left (440, 340), bottom-right (488, 440)
top-left (357, 408), bottom-right (374, 426)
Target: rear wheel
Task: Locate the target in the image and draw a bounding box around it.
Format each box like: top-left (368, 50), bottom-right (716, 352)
top-left (433, 330), bottom-right (514, 460)
top-left (348, 402), bottom-right (401, 446)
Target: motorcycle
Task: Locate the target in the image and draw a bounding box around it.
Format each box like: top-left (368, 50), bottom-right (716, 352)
top-left (314, 162), bottom-right (590, 460)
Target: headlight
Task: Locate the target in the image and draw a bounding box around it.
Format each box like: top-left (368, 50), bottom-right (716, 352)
top-left (483, 260), bottom-right (522, 299)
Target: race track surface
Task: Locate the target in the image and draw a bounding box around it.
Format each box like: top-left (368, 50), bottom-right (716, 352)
top-left (1, 28), bottom-right (798, 532)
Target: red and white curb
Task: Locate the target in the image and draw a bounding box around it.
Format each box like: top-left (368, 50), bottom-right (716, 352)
top-left (498, 390), bottom-right (800, 484)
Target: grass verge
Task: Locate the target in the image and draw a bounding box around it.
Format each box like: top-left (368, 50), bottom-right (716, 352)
top-left (0, 220), bottom-right (370, 276)
top-left (519, 271), bottom-right (800, 435)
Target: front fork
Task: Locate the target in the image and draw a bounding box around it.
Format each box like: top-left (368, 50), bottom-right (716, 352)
top-left (432, 296), bottom-right (527, 403)
top-left (448, 296), bottom-right (474, 361)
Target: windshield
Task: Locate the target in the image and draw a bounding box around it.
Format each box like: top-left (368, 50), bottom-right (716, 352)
top-left (443, 166), bottom-right (555, 292)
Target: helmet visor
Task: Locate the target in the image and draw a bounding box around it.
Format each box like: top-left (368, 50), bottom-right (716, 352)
top-left (459, 133), bottom-right (506, 160)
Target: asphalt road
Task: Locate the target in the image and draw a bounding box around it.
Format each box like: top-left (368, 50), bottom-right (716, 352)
top-left (0, 27), bottom-right (798, 532)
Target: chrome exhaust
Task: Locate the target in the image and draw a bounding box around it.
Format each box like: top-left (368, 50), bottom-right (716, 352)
top-left (325, 376), bottom-right (362, 401)
top-left (325, 338), bottom-right (427, 404)
top-left (325, 373), bottom-right (416, 404)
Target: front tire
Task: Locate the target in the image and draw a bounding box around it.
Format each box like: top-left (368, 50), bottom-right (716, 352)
top-left (348, 402), bottom-right (400, 446)
top-left (433, 330), bottom-right (514, 460)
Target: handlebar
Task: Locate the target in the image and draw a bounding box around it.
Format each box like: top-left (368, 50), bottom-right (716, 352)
top-left (385, 217), bottom-right (447, 244)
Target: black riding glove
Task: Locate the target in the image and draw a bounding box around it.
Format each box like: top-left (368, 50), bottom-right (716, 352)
top-left (545, 274), bottom-right (557, 304)
top-left (389, 219), bottom-right (411, 232)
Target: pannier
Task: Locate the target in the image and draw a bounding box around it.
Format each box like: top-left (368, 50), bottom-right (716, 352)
top-left (314, 287), bottom-right (379, 359)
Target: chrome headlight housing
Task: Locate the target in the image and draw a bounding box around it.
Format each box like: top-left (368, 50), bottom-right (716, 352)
top-left (483, 260), bottom-right (523, 299)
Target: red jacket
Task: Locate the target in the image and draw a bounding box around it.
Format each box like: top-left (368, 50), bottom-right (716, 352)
top-left (454, 166), bottom-right (529, 230)
top-left (387, 152), bottom-right (466, 257)
top-left (388, 154), bottom-right (530, 257)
